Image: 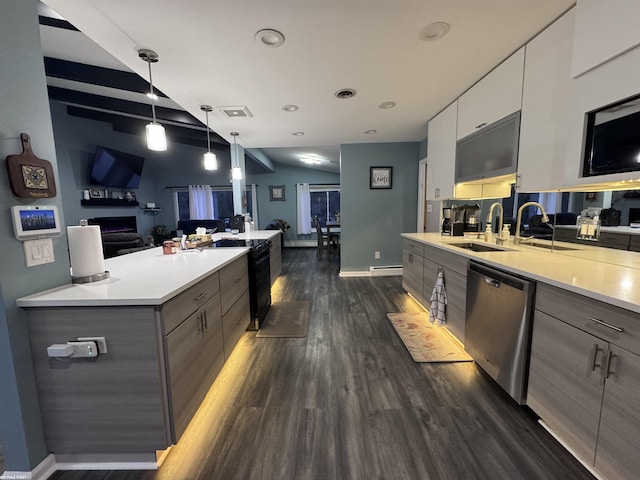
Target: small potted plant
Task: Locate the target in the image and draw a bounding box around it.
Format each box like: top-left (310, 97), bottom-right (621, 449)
top-left (151, 224), bottom-right (168, 245)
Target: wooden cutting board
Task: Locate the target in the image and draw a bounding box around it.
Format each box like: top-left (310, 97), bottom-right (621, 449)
top-left (5, 133), bottom-right (57, 198)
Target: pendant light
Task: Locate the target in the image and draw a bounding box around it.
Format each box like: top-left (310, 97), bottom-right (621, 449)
top-left (138, 49), bottom-right (167, 151)
top-left (200, 105), bottom-right (217, 170)
top-left (230, 131), bottom-right (242, 179)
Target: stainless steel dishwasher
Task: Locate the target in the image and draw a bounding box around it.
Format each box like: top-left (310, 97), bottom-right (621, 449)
top-left (465, 261), bottom-right (535, 404)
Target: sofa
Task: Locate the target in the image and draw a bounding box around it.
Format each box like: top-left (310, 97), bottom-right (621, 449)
top-left (101, 232), bottom-right (153, 258)
top-left (176, 219), bottom-right (226, 235)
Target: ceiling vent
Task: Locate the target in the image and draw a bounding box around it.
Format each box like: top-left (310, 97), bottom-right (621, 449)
top-left (335, 88), bottom-right (356, 99)
top-left (217, 105), bottom-right (253, 118)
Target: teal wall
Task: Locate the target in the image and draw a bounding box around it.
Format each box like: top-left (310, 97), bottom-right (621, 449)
top-left (340, 142), bottom-right (420, 272)
top-left (246, 163), bottom-right (339, 242)
top-left (0, 0), bottom-right (68, 470)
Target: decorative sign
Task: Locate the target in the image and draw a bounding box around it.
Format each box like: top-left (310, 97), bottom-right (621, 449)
top-left (6, 133), bottom-right (57, 198)
top-left (269, 185), bottom-right (286, 201)
top-left (370, 166), bottom-right (392, 189)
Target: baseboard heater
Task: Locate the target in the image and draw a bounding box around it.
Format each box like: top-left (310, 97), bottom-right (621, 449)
top-left (369, 265), bottom-right (403, 276)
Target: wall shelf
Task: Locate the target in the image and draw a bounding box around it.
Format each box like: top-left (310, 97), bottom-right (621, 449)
top-left (81, 199), bottom-right (139, 207)
top-left (143, 208), bottom-right (162, 215)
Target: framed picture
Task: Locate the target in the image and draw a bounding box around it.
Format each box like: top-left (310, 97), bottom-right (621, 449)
top-left (585, 192), bottom-right (597, 201)
top-left (89, 188), bottom-right (104, 198)
top-left (269, 185), bottom-right (286, 201)
top-left (370, 166), bottom-right (392, 189)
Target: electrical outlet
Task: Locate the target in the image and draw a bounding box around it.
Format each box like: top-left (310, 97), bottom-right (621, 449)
top-left (374, 251), bottom-right (381, 259)
top-left (427, 204), bottom-right (433, 213)
top-left (67, 341), bottom-right (98, 358)
top-left (77, 336), bottom-right (107, 354)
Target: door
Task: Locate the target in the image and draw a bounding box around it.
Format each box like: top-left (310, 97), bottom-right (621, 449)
top-left (595, 345), bottom-right (640, 479)
top-left (417, 158), bottom-right (428, 232)
top-left (527, 310), bottom-right (604, 464)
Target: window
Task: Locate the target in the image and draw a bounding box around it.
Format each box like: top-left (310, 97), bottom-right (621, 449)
top-left (310, 185), bottom-right (340, 228)
top-left (174, 187), bottom-right (253, 224)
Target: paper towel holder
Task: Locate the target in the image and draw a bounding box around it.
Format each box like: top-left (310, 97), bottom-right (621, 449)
top-left (70, 219), bottom-right (110, 284)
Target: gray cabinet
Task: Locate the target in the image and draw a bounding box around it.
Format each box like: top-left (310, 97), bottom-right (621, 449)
top-left (164, 292), bottom-right (223, 441)
top-left (269, 233), bottom-right (282, 284)
top-left (422, 245), bottom-right (467, 344)
top-left (528, 283), bottom-right (640, 479)
top-left (402, 239), bottom-right (424, 304)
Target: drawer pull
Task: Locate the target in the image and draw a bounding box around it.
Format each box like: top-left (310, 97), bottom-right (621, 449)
top-left (590, 343), bottom-right (603, 372)
top-left (197, 314), bottom-right (204, 332)
top-left (194, 292), bottom-right (207, 302)
top-left (203, 310), bottom-right (208, 331)
top-left (475, 122), bottom-right (487, 129)
top-left (588, 317), bottom-right (624, 332)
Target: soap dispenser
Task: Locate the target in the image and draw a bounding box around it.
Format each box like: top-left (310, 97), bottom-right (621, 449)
top-left (484, 225), bottom-right (493, 243)
top-left (501, 224), bottom-right (511, 244)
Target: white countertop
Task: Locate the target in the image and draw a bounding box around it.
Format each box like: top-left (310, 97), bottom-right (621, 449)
top-left (402, 232), bottom-right (640, 314)
top-left (16, 230), bottom-right (280, 309)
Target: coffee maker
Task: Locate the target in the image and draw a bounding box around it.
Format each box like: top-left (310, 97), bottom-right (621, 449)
top-left (441, 207), bottom-right (452, 234)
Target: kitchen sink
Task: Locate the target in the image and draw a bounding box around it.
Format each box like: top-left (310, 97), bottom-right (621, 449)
top-left (447, 242), bottom-right (512, 253)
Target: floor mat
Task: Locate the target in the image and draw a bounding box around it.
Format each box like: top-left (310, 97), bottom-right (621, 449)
top-left (257, 301), bottom-right (309, 338)
top-left (386, 312), bottom-right (473, 363)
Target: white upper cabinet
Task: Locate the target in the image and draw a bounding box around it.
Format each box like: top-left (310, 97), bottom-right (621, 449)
top-left (426, 101), bottom-right (457, 200)
top-left (517, 9), bottom-right (575, 193)
top-left (571, 0), bottom-right (640, 78)
top-left (456, 48), bottom-right (525, 140)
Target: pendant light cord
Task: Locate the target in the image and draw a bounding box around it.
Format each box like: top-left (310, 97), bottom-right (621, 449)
top-left (148, 61), bottom-right (158, 124)
top-left (206, 111), bottom-right (211, 152)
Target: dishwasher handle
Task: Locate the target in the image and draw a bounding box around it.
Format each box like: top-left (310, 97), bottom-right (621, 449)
top-left (484, 277), bottom-right (501, 288)
top-left (469, 261), bottom-right (532, 293)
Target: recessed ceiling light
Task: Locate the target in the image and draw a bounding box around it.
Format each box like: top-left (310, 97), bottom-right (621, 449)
top-left (364, 129), bottom-right (377, 134)
top-left (292, 131), bottom-right (305, 136)
top-left (419, 21), bottom-right (450, 41)
top-left (335, 88), bottom-right (356, 99)
top-left (378, 101), bottom-right (396, 109)
top-left (282, 104), bottom-right (299, 112)
top-left (255, 29), bottom-right (285, 47)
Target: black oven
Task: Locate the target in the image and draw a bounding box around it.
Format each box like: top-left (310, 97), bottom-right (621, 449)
top-left (213, 239), bottom-right (271, 330)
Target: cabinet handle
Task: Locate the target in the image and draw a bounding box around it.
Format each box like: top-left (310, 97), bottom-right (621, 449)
top-left (197, 313), bottom-right (204, 332)
top-left (590, 343), bottom-right (603, 372)
top-left (194, 292), bottom-right (207, 302)
top-left (603, 350), bottom-right (617, 384)
top-left (475, 122), bottom-right (487, 129)
top-left (203, 310), bottom-right (208, 331)
top-left (588, 317), bottom-right (624, 332)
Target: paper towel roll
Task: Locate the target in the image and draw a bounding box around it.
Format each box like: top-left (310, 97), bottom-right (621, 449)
top-left (67, 225), bottom-right (106, 278)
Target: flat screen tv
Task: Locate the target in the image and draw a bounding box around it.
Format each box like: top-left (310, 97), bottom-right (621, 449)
top-left (89, 146), bottom-right (145, 189)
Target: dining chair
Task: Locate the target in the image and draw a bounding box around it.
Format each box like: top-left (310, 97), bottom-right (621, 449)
top-left (313, 216), bottom-right (339, 259)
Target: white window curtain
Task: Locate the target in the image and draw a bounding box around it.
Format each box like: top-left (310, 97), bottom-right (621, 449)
top-left (296, 183), bottom-right (312, 235)
top-left (188, 185), bottom-right (215, 219)
top-left (250, 184), bottom-right (259, 227)
top-left (538, 192), bottom-right (558, 214)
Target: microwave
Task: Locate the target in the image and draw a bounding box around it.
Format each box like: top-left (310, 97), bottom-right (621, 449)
top-left (583, 95), bottom-right (640, 177)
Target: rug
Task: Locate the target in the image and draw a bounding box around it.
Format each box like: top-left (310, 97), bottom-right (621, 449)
top-left (256, 301), bottom-right (309, 338)
top-left (386, 312), bottom-right (473, 363)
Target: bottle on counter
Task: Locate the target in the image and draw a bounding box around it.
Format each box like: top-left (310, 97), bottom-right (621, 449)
top-left (501, 224), bottom-right (511, 244)
top-left (484, 225), bottom-right (493, 243)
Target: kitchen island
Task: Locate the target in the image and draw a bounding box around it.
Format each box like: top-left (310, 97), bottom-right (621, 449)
top-left (16, 232), bottom-right (279, 468)
top-left (402, 232), bottom-right (640, 480)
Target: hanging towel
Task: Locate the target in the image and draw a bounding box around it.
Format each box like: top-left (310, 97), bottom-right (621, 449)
top-left (429, 268), bottom-right (447, 326)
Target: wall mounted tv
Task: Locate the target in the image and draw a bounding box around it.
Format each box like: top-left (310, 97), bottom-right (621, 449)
top-left (89, 146), bottom-right (145, 189)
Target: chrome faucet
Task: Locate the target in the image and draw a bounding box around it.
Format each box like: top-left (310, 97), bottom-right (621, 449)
top-left (486, 202), bottom-right (504, 243)
top-left (515, 202), bottom-right (549, 244)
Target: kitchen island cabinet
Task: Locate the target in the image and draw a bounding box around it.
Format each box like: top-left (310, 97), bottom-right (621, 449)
top-left (19, 247), bottom-right (251, 464)
top-left (528, 282), bottom-right (640, 480)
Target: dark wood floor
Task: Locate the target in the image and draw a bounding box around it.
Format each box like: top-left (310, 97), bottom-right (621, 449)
top-left (49, 248), bottom-right (594, 480)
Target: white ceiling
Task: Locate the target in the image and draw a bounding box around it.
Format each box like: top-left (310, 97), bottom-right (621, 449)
top-left (39, 0), bottom-right (575, 173)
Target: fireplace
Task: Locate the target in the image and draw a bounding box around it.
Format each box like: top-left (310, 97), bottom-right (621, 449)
top-left (88, 216), bottom-right (137, 234)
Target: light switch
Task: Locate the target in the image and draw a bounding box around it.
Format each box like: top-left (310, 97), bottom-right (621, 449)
top-left (24, 238), bottom-right (55, 267)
